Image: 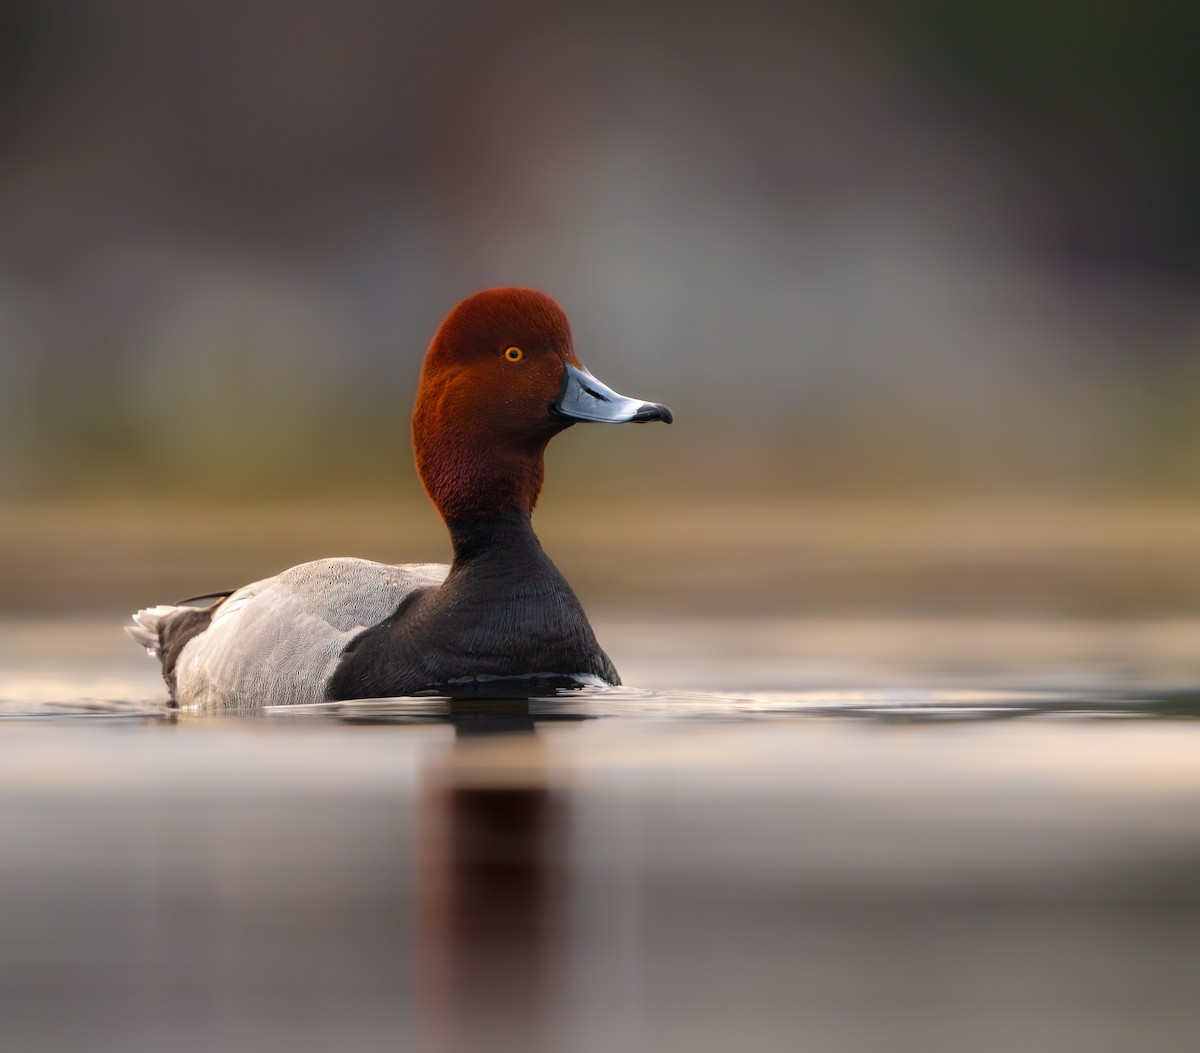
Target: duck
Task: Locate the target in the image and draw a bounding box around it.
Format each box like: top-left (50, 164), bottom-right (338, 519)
top-left (125, 287), bottom-right (672, 708)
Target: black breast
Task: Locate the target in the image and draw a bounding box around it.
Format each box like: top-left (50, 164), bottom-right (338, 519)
top-left (326, 512), bottom-right (618, 700)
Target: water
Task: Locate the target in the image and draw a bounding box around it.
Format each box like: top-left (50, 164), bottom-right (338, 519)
top-left (3, 617), bottom-right (1200, 1053)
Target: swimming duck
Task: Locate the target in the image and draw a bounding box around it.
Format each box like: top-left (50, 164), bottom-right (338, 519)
top-left (125, 287), bottom-right (672, 708)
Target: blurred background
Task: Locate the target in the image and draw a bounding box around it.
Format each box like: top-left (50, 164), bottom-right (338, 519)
top-left (2, 0), bottom-right (1199, 615)
top-left (6, 10), bottom-right (1200, 1053)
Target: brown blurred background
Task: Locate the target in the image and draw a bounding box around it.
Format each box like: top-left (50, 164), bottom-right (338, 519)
top-left (2, 0), bottom-right (1199, 616)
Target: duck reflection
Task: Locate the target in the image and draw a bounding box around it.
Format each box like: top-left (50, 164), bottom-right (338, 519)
top-left (395, 699), bottom-right (585, 1053)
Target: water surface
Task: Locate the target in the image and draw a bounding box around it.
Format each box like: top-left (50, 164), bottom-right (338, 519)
top-left (3, 616), bottom-right (1200, 1053)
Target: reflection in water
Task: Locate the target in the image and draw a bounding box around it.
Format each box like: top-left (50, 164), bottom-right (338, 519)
top-left (4, 621), bottom-right (1200, 1052)
top-left (417, 705), bottom-right (562, 1053)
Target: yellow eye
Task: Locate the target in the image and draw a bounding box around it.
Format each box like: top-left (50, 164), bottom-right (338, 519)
top-left (504, 346), bottom-right (524, 362)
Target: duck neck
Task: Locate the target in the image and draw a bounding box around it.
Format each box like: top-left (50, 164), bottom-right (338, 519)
top-left (445, 508), bottom-right (552, 577)
top-left (415, 427), bottom-right (549, 523)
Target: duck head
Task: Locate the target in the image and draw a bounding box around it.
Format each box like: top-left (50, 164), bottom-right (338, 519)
top-left (413, 287), bottom-right (672, 522)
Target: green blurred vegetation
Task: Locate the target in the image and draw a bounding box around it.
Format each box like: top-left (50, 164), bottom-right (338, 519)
top-left (5, 496), bottom-right (1200, 619)
top-left (853, 0), bottom-right (1200, 264)
top-left (6, 349), bottom-right (1200, 502)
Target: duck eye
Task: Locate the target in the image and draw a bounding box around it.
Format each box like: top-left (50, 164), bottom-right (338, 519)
top-left (504, 346), bottom-right (524, 362)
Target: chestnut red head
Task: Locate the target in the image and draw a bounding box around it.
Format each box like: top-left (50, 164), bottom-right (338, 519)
top-left (412, 287), bottom-right (671, 522)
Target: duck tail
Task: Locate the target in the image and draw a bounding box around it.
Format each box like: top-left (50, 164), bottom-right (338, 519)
top-left (124, 605), bottom-right (182, 657)
top-left (125, 592), bottom-right (232, 657)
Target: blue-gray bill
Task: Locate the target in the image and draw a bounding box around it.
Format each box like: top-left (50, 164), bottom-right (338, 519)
top-left (552, 362), bottom-right (673, 424)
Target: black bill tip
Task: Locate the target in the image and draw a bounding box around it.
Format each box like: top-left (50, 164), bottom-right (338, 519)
top-left (631, 402), bottom-right (673, 424)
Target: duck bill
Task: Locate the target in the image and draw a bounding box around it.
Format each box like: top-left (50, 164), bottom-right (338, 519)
top-left (552, 363), bottom-right (673, 424)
